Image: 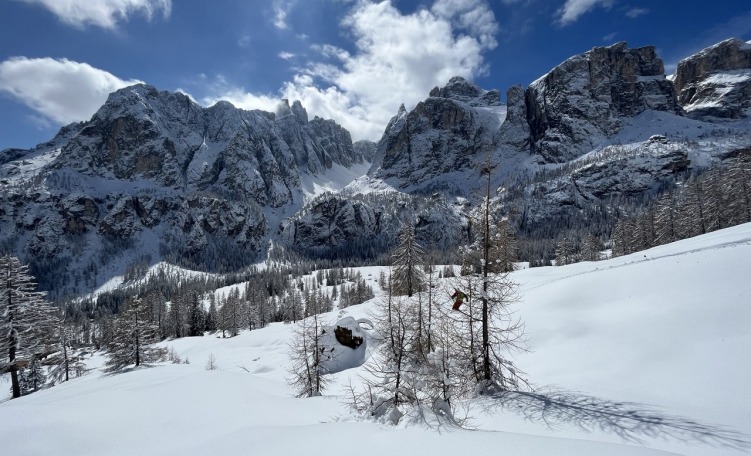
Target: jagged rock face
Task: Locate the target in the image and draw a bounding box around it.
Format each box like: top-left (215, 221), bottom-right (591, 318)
top-left (496, 85), bottom-right (530, 149)
top-left (502, 42), bottom-right (680, 163)
top-left (429, 76), bottom-right (502, 107)
top-left (275, 99), bottom-right (360, 172)
top-left (353, 140), bottom-right (377, 162)
top-left (510, 140), bottom-right (692, 231)
top-left (281, 193), bottom-right (467, 258)
top-left (0, 84), bottom-right (363, 295)
top-left (674, 38), bottom-right (751, 119)
top-left (369, 77), bottom-right (504, 193)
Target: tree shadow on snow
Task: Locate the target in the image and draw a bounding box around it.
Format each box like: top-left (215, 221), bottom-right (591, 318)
top-left (489, 388), bottom-right (750, 450)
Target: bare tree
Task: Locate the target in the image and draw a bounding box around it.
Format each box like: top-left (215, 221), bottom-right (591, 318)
top-left (0, 255), bottom-right (57, 398)
top-left (287, 311), bottom-right (329, 397)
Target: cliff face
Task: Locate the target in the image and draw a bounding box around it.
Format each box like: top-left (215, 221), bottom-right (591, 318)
top-left (500, 42), bottom-right (680, 163)
top-left (673, 38), bottom-right (751, 119)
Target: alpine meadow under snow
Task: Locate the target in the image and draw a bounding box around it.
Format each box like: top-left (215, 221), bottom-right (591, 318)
top-left (2, 223), bottom-right (750, 456)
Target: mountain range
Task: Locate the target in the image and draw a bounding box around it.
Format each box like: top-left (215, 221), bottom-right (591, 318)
top-left (1, 38), bottom-right (750, 297)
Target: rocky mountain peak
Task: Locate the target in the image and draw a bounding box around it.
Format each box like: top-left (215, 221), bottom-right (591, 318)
top-left (429, 75), bottom-right (501, 107)
top-left (673, 38), bottom-right (751, 119)
top-left (0, 83), bottom-right (367, 296)
top-left (369, 77), bottom-right (503, 193)
top-left (501, 42), bottom-right (679, 162)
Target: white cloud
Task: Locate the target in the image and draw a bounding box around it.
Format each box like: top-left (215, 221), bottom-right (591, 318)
top-left (625, 7), bottom-right (649, 19)
top-left (208, 0), bottom-right (499, 141)
top-left (278, 52), bottom-right (296, 60)
top-left (431, 0), bottom-right (499, 48)
top-left (602, 31), bottom-right (617, 42)
top-left (272, 0), bottom-right (297, 30)
top-left (0, 57), bottom-right (142, 124)
top-left (199, 76), bottom-right (280, 113)
top-left (18, 0), bottom-right (171, 29)
top-left (555, 0), bottom-right (614, 26)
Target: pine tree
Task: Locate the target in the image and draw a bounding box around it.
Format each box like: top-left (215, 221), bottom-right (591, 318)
top-left (580, 233), bottom-right (603, 262)
top-left (471, 171), bottom-right (527, 393)
top-left (391, 223), bottom-right (426, 297)
top-left (187, 293), bottom-right (205, 337)
top-left (0, 255), bottom-right (57, 398)
top-left (205, 298), bottom-right (218, 332)
top-left (48, 315), bottom-right (86, 384)
top-left (654, 193), bottom-right (679, 245)
top-left (554, 237), bottom-right (576, 266)
top-left (18, 355), bottom-right (47, 395)
top-left (104, 297), bottom-right (166, 372)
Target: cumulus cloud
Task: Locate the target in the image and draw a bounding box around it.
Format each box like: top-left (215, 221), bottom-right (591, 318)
top-left (18, 0), bottom-right (171, 29)
top-left (0, 57), bottom-right (142, 124)
top-left (208, 0), bottom-right (499, 141)
top-left (555, 0), bottom-right (614, 26)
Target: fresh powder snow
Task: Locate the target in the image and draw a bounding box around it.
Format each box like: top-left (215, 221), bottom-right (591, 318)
top-left (1, 224), bottom-right (750, 456)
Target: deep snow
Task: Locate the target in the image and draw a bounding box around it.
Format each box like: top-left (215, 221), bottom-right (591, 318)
top-left (1, 224), bottom-right (750, 456)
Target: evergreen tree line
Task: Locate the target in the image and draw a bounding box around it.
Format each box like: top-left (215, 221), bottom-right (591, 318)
top-left (517, 150), bottom-right (751, 266)
top-left (611, 152), bottom-right (751, 257)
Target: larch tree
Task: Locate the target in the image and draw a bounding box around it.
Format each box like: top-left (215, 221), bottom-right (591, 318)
top-left (287, 295), bottom-right (329, 397)
top-left (104, 297), bottom-right (166, 372)
top-left (469, 169), bottom-right (528, 394)
top-left (0, 255), bottom-right (58, 398)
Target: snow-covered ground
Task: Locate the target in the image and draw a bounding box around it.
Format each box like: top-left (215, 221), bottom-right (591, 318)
top-left (2, 224), bottom-right (750, 456)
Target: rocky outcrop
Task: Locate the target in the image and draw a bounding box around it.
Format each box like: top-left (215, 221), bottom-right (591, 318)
top-left (673, 38), bottom-right (751, 119)
top-left (501, 42), bottom-right (680, 163)
top-left (353, 140), bottom-right (377, 163)
top-left (281, 192), bottom-right (467, 258)
top-left (429, 76), bottom-right (502, 107)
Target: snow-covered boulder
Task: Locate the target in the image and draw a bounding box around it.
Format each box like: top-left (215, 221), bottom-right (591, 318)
top-left (320, 317), bottom-right (370, 373)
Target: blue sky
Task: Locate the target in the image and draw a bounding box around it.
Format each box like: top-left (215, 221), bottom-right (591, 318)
top-left (1, 0), bottom-right (750, 150)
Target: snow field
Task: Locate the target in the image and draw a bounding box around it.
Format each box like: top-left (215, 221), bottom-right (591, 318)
top-left (1, 224), bottom-right (750, 456)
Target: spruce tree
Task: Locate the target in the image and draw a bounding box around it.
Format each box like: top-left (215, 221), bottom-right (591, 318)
top-left (391, 223), bottom-right (426, 297)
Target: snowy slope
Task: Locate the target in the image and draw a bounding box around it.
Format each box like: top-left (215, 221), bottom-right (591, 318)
top-left (2, 224), bottom-right (750, 455)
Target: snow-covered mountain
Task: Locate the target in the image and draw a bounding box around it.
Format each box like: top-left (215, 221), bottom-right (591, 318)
top-left (0, 85), bottom-right (368, 295)
top-left (501, 42), bottom-right (681, 163)
top-left (367, 76), bottom-right (507, 194)
top-left (673, 38), bottom-right (751, 119)
top-left (283, 40), bottom-right (751, 259)
top-left (3, 39), bottom-right (751, 290)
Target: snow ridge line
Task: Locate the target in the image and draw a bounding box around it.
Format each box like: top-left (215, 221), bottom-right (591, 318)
top-left (520, 237), bottom-right (751, 292)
